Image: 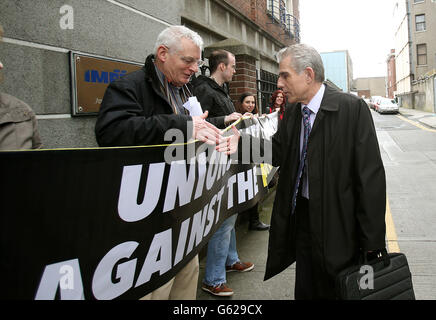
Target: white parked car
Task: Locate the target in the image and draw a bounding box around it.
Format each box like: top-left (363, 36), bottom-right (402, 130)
top-left (369, 96), bottom-right (381, 110)
top-left (375, 98), bottom-right (399, 114)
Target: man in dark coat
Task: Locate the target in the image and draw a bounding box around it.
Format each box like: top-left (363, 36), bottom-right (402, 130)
top-left (193, 50), bottom-right (255, 297)
top-left (95, 25), bottom-right (227, 300)
top-left (222, 44), bottom-right (386, 299)
top-left (95, 27), bottom-right (223, 148)
top-left (192, 50), bottom-right (241, 129)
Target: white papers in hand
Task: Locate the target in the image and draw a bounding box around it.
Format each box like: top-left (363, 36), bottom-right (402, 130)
top-left (183, 96), bottom-right (203, 116)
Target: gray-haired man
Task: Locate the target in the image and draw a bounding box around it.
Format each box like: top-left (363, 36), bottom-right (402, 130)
top-left (95, 25), bottom-right (229, 300)
top-left (221, 43), bottom-right (386, 299)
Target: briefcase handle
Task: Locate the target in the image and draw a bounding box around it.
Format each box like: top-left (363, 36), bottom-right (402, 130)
top-left (362, 248), bottom-right (390, 268)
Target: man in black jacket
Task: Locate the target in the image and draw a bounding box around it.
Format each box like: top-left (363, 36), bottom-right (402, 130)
top-left (95, 25), bottom-right (228, 300)
top-left (95, 27), bottom-right (223, 148)
top-left (192, 50), bottom-right (242, 129)
top-left (193, 50), bottom-right (256, 297)
top-left (220, 44), bottom-right (387, 299)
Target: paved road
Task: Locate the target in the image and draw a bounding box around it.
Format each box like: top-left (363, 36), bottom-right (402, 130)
top-left (197, 108), bottom-right (436, 300)
top-left (373, 109), bottom-right (436, 300)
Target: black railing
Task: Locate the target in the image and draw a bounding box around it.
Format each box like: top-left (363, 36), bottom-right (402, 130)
top-left (257, 69), bottom-right (279, 114)
top-left (267, 0), bottom-right (300, 42)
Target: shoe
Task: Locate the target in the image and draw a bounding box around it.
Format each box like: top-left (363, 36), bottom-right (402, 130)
top-left (249, 220), bottom-right (270, 231)
top-left (226, 261), bottom-right (254, 273)
top-left (201, 283), bottom-right (234, 296)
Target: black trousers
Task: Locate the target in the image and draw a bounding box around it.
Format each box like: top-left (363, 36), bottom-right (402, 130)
top-left (294, 196), bottom-right (337, 300)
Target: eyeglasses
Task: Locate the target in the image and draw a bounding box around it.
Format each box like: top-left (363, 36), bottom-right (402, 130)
top-left (166, 46), bottom-right (204, 67)
top-left (178, 54), bottom-right (204, 67)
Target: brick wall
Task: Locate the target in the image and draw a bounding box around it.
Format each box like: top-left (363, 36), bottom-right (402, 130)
top-left (357, 90), bottom-right (371, 99)
top-left (387, 49), bottom-right (397, 99)
top-left (223, 0), bottom-right (296, 47)
top-left (222, 0), bottom-right (300, 107)
top-left (229, 55), bottom-right (257, 106)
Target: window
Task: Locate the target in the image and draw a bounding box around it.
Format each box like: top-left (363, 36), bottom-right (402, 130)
top-left (257, 69), bottom-right (278, 114)
top-left (267, 0), bottom-right (300, 42)
top-left (413, 0), bottom-right (424, 3)
top-left (267, 0), bottom-right (286, 23)
top-left (417, 44), bottom-right (427, 65)
top-left (416, 14), bottom-right (426, 31)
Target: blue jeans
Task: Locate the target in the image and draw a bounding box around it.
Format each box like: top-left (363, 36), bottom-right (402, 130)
top-left (203, 214), bottom-right (239, 287)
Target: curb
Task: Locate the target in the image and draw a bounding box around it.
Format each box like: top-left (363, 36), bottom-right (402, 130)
top-left (399, 109), bottom-right (436, 130)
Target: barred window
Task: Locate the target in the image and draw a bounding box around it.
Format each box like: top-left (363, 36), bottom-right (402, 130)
top-left (257, 69), bottom-right (279, 114)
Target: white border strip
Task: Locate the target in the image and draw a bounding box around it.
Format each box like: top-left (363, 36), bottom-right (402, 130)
top-left (105, 0), bottom-right (172, 27)
top-left (36, 114), bottom-right (72, 120)
top-left (2, 37), bottom-right (69, 53)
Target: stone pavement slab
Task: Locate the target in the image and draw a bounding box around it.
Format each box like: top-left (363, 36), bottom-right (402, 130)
top-left (399, 107), bottom-right (436, 129)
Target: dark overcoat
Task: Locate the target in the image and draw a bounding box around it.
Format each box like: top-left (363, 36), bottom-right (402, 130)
top-left (95, 54), bottom-right (192, 147)
top-left (264, 84), bottom-right (386, 293)
top-left (192, 75), bottom-right (236, 129)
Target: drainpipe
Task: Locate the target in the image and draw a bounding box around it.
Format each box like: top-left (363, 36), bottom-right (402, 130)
top-left (406, 0), bottom-right (414, 84)
top-left (406, 0), bottom-right (416, 109)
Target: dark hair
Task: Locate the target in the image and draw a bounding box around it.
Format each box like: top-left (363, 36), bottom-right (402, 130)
top-left (208, 50), bottom-right (231, 74)
top-left (269, 89), bottom-right (286, 118)
top-left (237, 93), bottom-right (258, 114)
top-left (270, 89), bottom-right (286, 108)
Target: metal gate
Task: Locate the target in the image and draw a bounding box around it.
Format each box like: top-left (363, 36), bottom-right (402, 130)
top-left (257, 69), bottom-right (278, 114)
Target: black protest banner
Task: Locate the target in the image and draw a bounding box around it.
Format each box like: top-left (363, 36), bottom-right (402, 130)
top-left (0, 114), bottom-right (278, 300)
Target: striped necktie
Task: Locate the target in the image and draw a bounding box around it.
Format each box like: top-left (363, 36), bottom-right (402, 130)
top-left (291, 106), bottom-right (311, 215)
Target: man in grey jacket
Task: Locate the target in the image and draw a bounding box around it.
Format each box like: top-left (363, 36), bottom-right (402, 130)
top-left (0, 24), bottom-right (42, 150)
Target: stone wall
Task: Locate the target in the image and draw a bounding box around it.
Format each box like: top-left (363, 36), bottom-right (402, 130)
top-left (0, 0), bottom-right (182, 148)
top-left (398, 75), bottom-right (436, 113)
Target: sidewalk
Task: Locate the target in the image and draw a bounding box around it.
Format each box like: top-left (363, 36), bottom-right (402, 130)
top-left (399, 107), bottom-right (436, 129)
top-left (196, 188), bottom-right (296, 300)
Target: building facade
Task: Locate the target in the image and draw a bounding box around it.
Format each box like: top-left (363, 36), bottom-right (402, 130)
top-left (393, 0), bottom-right (436, 112)
top-left (353, 77), bottom-right (387, 99)
top-left (0, 0), bottom-right (184, 148)
top-left (0, 0), bottom-right (300, 149)
top-left (393, 0), bottom-right (412, 96)
top-left (387, 49), bottom-right (397, 99)
top-left (412, 0), bottom-right (436, 80)
top-left (182, 0), bottom-right (300, 112)
top-left (320, 50), bottom-right (353, 93)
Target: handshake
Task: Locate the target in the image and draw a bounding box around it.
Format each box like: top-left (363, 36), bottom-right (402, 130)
top-left (191, 111), bottom-right (255, 155)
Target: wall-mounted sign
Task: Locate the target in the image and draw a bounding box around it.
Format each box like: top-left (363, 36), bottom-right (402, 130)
top-left (70, 52), bottom-right (142, 116)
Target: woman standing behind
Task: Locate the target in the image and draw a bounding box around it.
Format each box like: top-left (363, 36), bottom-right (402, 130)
top-left (237, 92), bottom-right (258, 115)
top-left (266, 89), bottom-right (286, 120)
top-left (236, 93), bottom-right (270, 231)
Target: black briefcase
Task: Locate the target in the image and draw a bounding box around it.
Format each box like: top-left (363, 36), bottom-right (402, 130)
top-left (335, 249), bottom-right (415, 300)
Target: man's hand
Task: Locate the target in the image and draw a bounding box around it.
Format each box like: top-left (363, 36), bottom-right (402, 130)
top-left (242, 112), bottom-right (259, 119)
top-left (192, 111), bottom-right (224, 145)
top-left (216, 125), bottom-right (241, 155)
top-left (224, 112), bottom-right (242, 125)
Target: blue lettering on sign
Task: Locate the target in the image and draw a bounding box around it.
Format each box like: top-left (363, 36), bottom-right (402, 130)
top-left (84, 69), bottom-right (127, 83)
